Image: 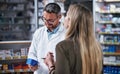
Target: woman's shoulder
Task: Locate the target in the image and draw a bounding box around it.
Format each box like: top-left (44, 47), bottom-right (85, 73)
top-left (58, 39), bottom-right (73, 45)
top-left (56, 39), bottom-right (74, 50)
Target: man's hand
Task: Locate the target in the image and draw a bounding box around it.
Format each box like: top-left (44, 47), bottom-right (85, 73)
top-left (28, 65), bottom-right (38, 72)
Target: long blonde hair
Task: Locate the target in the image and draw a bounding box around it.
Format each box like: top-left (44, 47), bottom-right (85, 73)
top-left (66, 4), bottom-right (102, 74)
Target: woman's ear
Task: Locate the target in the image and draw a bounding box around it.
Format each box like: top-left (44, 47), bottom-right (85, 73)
top-left (64, 16), bottom-right (70, 29)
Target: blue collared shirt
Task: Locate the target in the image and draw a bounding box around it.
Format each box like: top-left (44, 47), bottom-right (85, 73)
top-left (47, 24), bottom-right (60, 40)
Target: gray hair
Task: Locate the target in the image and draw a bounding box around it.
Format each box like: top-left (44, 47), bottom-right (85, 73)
top-left (44, 3), bottom-right (61, 14)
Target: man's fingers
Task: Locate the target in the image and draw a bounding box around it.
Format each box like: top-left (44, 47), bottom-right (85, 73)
top-left (28, 65), bottom-right (38, 72)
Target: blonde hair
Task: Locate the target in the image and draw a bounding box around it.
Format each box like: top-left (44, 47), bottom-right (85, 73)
top-left (66, 4), bottom-right (102, 74)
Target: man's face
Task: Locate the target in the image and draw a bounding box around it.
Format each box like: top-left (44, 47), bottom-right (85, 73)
top-left (42, 11), bottom-right (61, 31)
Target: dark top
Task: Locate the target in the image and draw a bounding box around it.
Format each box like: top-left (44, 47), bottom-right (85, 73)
top-left (52, 39), bottom-right (82, 74)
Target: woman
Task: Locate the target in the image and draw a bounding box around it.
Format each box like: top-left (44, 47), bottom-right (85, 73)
top-left (44, 4), bottom-right (103, 74)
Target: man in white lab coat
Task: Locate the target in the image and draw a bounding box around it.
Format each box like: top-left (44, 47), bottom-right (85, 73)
top-left (27, 3), bottom-right (66, 74)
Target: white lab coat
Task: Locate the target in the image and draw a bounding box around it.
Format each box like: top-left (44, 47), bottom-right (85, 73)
top-left (27, 23), bottom-right (66, 74)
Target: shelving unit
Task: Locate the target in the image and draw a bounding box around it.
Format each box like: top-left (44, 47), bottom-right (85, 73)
top-left (93, 0), bottom-right (120, 74)
top-left (0, 0), bottom-right (35, 41)
top-left (0, 41), bottom-right (32, 74)
top-left (0, 0), bottom-right (36, 73)
top-left (37, 0), bottom-right (44, 28)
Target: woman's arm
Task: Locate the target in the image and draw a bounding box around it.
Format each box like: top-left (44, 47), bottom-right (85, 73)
top-left (44, 42), bottom-right (70, 74)
top-left (44, 52), bottom-right (55, 74)
top-left (55, 43), bottom-right (70, 74)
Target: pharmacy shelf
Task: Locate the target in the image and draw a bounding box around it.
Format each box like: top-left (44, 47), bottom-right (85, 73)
top-left (0, 55), bottom-right (27, 60)
top-left (103, 53), bottom-right (120, 56)
top-left (94, 0), bottom-right (120, 74)
top-left (101, 42), bottom-right (120, 45)
top-left (104, 63), bottom-right (120, 66)
top-left (95, 11), bottom-right (120, 14)
top-left (96, 21), bottom-right (120, 24)
top-left (0, 2), bottom-right (27, 4)
top-left (0, 23), bottom-right (31, 26)
top-left (99, 32), bottom-right (120, 35)
top-left (0, 31), bottom-right (30, 33)
top-left (0, 1), bottom-right (27, 4)
top-left (0, 59), bottom-right (27, 64)
top-left (0, 40), bottom-right (31, 44)
top-left (0, 0), bottom-right (37, 74)
top-left (0, 16), bottom-right (31, 19)
top-left (0, 41), bottom-right (31, 49)
top-left (102, 0), bottom-right (120, 2)
top-left (0, 69), bottom-right (32, 73)
top-left (0, 10), bottom-right (26, 12)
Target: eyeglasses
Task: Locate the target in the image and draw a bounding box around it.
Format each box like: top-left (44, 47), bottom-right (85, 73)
top-left (41, 16), bottom-right (58, 24)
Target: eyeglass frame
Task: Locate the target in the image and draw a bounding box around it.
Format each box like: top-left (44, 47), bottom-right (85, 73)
top-left (41, 16), bottom-right (59, 24)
